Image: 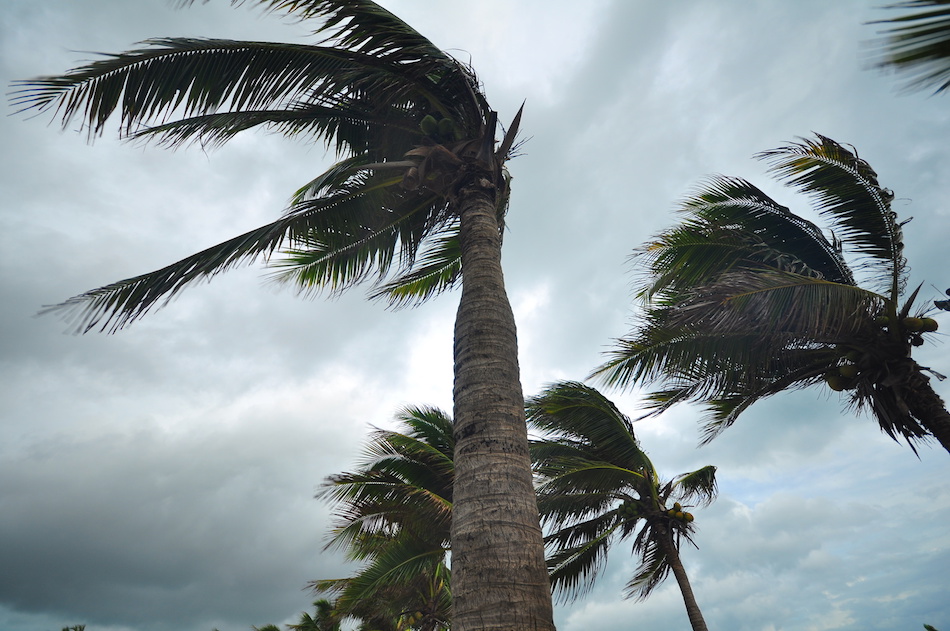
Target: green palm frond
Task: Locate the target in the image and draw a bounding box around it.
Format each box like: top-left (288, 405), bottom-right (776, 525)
top-left (869, 0), bottom-right (950, 94)
top-left (369, 232), bottom-right (462, 307)
top-left (545, 516), bottom-right (620, 603)
top-left (756, 135), bottom-right (905, 295)
top-left (639, 175), bottom-right (854, 301)
top-left (670, 466), bottom-right (718, 507)
top-left (624, 531), bottom-right (669, 601)
top-left (527, 382), bottom-right (652, 471)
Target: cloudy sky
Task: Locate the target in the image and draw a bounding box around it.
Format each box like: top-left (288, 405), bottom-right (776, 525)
top-left (2, 1), bottom-right (949, 630)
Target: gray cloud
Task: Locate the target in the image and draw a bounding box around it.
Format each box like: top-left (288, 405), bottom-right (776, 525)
top-left (2, 1), bottom-right (949, 631)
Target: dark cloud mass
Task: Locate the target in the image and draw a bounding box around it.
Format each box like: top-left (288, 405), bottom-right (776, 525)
top-left (2, 1), bottom-right (949, 630)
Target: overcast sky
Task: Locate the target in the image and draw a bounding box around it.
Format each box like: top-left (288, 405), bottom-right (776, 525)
top-left (2, 1), bottom-right (949, 630)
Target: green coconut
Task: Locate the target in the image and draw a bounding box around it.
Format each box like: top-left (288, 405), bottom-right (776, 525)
top-left (838, 364), bottom-right (859, 379)
top-left (419, 114), bottom-right (438, 136)
top-left (902, 316), bottom-right (925, 332)
top-left (922, 318), bottom-right (939, 333)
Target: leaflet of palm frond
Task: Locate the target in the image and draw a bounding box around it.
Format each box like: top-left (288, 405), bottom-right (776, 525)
top-left (868, 0), bottom-right (950, 93)
top-left (544, 518), bottom-right (618, 603)
top-left (536, 458), bottom-right (645, 498)
top-left (596, 320), bottom-right (831, 393)
top-left (671, 270), bottom-right (884, 340)
top-left (131, 99), bottom-right (420, 153)
top-left (534, 488), bottom-right (619, 523)
top-left (756, 135), bottom-right (906, 295)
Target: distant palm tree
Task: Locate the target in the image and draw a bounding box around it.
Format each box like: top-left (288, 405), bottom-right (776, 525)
top-left (594, 134), bottom-right (950, 452)
top-left (11, 2), bottom-right (552, 627)
top-left (869, 0), bottom-right (950, 94)
top-left (316, 406), bottom-right (452, 631)
top-left (527, 381), bottom-right (718, 631)
top-left (288, 599), bottom-right (342, 631)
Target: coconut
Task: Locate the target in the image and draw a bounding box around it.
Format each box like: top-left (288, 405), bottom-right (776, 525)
top-left (838, 364), bottom-right (859, 379)
top-left (922, 318), bottom-right (939, 333)
top-left (419, 114), bottom-right (438, 136)
top-left (825, 374), bottom-right (848, 391)
top-left (902, 316), bottom-right (924, 332)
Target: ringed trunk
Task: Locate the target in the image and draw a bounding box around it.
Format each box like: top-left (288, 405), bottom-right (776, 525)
top-left (451, 177), bottom-right (556, 631)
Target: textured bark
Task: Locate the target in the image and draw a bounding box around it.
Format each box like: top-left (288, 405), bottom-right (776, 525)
top-left (907, 369), bottom-right (950, 454)
top-left (659, 529), bottom-right (709, 631)
top-left (451, 178), bottom-right (556, 631)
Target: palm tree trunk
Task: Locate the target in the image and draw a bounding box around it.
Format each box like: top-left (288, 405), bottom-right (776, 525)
top-left (907, 368), bottom-right (950, 454)
top-left (659, 529), bottom-right (709, 631)
top-left (451, 177), bottom-right (556, 631)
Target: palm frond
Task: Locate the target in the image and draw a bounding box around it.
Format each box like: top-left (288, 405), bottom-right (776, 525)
top-left (545, 517), bottom-right (620, 603)
top-left (623, 533), bottom-right (669, 601)
top-left (526, 381), bottom-right (651, 471)
top-left (40, 168), bottom-right (420, 332)
top-left (369, 233), bottom-right (462, 307)
top-left (756, 134), bottom-right (905, 296)
top-left (671, 466), bottom-right (718, 506)
top-left (868, 0), bottom-right (950, 94)
top-left (639, 175), bottom-right (854, 301)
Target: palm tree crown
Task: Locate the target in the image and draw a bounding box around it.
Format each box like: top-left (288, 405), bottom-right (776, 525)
top-left (527, 381), bottom-right (718, 631)
top-left (11, 0), bottom-right (518, 331)
top-left (594, 134), bottom-right (950, 452)
top-left (12, 2), bottom-right (554, 629)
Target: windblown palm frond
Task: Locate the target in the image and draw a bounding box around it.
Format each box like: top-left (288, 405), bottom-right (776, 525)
top-left (869, 0), bottom-right (950, 94)
top-left (528, 381), bottom-right (716, 627)
top-left (595, 134), bottom-right (950, 452)
top-left (12, 0), bottom-right (516, 330)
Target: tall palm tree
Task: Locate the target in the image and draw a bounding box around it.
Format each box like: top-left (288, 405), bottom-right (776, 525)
top-left (10, 2), bottom-right (553, 628)
top-left (869, 0), bottom-right (950, 94)
top-left (315, 405), bottom-right (453, 631)
top-left (594, 134), bottom-right (950, 452)
top-left (527, 381), bottom-right (718, 631)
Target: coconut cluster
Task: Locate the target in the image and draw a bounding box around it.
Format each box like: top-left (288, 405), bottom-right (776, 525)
top-left (824, 315), bottom-right (940, 391)
top-left (665, 502), bottom-right (694, 523)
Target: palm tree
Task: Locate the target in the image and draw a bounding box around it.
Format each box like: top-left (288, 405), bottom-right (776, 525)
top-left (869, 0), bottom-right (950, 94)
top-left (594, 134), bottom-right (950, 452)
top-left (10, 2), bottom-right (553, 628)
top-left (287, 599), bottom-right (342, 631)
top-left (315, 405), bottom-right (453, 631)
top-left (526, 381), bottom-right (718, 631)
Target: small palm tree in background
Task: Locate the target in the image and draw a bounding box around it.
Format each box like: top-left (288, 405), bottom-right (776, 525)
top-left (594, 134), bottom-right (950, 453)
top-left (288, 599), bottom-right (342, 631)
top-left (870, 0), bottom-right (950, 94)
top-left (316, 406), bottom-right (453, 631)
top-left (527, 381), bottom-right (718, 631)
top-left (11, 2), bottom-right (553, 627)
